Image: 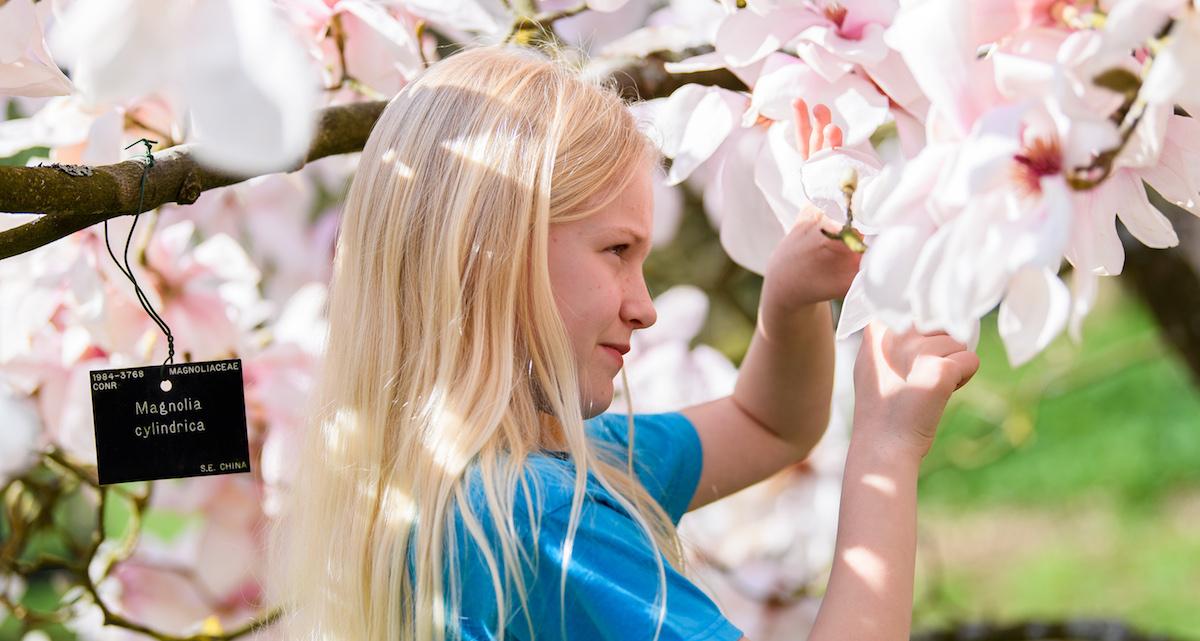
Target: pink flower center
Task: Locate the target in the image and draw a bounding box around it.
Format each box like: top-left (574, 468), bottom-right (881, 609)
top-left (1012, 137), bottom-right (1063, 196)
top-left (824, 3), bottom-right (848, 29)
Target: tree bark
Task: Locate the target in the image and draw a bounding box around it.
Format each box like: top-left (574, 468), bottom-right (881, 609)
top-left (1118, 190), bottom-right (1200, 387)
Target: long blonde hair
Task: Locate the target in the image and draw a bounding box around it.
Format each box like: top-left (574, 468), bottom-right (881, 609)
top-left (266, 43), bottom-right (689, 641)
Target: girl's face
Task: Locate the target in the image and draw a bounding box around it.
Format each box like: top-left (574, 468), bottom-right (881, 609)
top-left (547, 163), bottom-right (657, 419)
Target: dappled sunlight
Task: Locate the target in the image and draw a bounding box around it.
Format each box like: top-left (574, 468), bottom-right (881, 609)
top-left (380, 148), bottom-right (415, 179)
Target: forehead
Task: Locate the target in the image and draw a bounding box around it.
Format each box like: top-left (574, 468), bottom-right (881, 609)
top-left (579, 167), bottom-right (654, 238)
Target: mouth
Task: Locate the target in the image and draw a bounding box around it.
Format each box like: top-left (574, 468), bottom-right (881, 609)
top-left (599, 344), bottom-right (626, 366)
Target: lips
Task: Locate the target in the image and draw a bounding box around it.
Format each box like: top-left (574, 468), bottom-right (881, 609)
top-left (600, 343), bottom-right (630, 355)
top-left (600, 344), bottom-right (625, 365)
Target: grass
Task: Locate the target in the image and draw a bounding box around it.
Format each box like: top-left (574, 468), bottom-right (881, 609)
top-left (919, 274), bottom-right (1200, 511)
top-left (912, 274), bottom-right (1200, 639)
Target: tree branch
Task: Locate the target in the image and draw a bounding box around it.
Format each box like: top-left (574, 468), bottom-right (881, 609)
top-left (0, 56), bottom-right (745, 261)
top-left (0, 100), bottom-right (386, 261)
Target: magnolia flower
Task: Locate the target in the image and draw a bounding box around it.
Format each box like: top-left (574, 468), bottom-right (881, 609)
top-left (679, 333), bottom-right (860, 640)
top-left (612, 286), bottom-right (737, 413)
top-left (0, 0), bottom-right (73, 97)
top-left (48, 0), bottom-right (322, 175)
top-left (0, 380), bottom-right (42, 485)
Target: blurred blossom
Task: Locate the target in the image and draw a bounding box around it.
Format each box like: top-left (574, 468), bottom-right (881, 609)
top-left (48, 0), bottom-right (322, 175)
top-left (91, 477), bottom-right (265, 635)
top-left (0, 0), bottom-right (73, 97)
top-left (613, 286), bottom-right (737, 413)
top-left (680, 331), bottom-right (860, 640)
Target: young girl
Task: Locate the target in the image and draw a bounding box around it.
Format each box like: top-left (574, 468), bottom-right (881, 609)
top-left (268, 43), bottom-right (980, 641)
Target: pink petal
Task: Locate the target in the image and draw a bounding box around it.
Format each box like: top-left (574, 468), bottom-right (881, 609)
top-left (884, 0), bottom-right (1001, 138)
top-left (713, 130), bottom-right (786, 274)
top-left (337, 0), bottom-right (425, 94)
top-left (998, 266), bottom-right (1069, 367)
top-left (1109, 170), bottom-right (1179, 248)
top-left (1066, 182), bottom-right (1125, 275)
top-left (715, 6), bottom-right (822, 66)
top-left (745, 52), bottom-right (889, 146)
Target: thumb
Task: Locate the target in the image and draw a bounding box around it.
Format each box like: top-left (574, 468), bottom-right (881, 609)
top-left (908, 353), bottom-right (955, 393)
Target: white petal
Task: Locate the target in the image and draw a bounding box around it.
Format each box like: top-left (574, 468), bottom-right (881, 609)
top-left (183, 0), bottom-right (321, 176)
top-left (650, 172), bottom-right (684, 246)
top-left (1066, 183), bottom-right (1125, 276)
top-left (587, 0), bottom-right (632, 12)
top-left (661, 52), bottom-right (726, 74)
top-left (638, 285), bottom-right (709, 348)
top-left (0, 382), bottom-right (42, 485)
top-left (0, 0), bottom-right (73, 97)
top-left (1067, 265), bottom-right (1098, 343)
top-left (714, 6), bottom-right (821, 67)
top-left (754, 120), bottom-right (810, 230)
top-left (1110, 171), bottom-right (1179, 248)
top-left (665, 86), bottom-right (746, 186)
top-left (835, 271), bottom-right (872, 340)
top-left (714, 132), bottom-right (785, 274)
top-left (799, 147), bottom-right (882, 225)
top-left (398, 0), bottom-right (506, 36)
top-left (861, 221), bottom-right (931, 320)
top-left (49, 0), bottom-right (187, 105)
top-left (998, 266), bottom-right (1069, 367)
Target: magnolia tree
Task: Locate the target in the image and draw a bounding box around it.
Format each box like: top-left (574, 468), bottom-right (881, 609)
top-left (2, 0), bottom-right (1199, 639)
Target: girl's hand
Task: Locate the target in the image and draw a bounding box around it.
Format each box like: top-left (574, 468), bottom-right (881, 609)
top-left (852, 321), bottom-right (981, 460)
top-left (762, 99), bottom-right (860, 315)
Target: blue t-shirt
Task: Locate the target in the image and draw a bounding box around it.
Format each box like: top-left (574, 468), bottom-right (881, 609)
top-left (441, 412), bottom-right (745, 641)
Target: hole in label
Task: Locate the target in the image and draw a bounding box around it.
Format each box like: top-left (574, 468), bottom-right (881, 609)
top-left (160, 380), bottom-right (173, 392)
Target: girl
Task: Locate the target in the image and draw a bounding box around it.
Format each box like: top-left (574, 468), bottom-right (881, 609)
top-left (268, 43), bottom-right (980, 641)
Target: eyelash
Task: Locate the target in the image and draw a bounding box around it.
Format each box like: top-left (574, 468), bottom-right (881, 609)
top-left (607, 244), bottom-right (630, 256)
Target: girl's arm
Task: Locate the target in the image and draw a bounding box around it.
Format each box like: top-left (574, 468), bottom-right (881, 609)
top-left (804, 429), bottom-right (922, 641)
top-left (759, 321), bottom-right (978, 641)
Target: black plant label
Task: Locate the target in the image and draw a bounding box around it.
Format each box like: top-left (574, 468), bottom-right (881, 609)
top-left (89, 359), bottom-right (251, 485)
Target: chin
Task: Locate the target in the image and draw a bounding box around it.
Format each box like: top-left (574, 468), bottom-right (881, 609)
top-left (580, 382), bottom-right (614, 419)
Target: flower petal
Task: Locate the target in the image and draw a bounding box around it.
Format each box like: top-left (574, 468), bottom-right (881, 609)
top-left (998, 266), bottom-right (1069, 367)
top-left (183, 0), bottom-right (321, 176)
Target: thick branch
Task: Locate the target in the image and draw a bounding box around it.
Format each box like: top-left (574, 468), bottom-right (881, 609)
top-left (0, 100), bottom-right (386, 260)
top-left (0, 58), bottom-right (743, 261)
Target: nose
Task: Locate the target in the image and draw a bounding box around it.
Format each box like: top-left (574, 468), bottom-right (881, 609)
top-left (622, 271), bottom-right (657, 329)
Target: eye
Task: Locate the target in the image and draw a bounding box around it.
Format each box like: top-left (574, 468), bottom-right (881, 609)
top-left (607, 244), bottom-right (630, 256)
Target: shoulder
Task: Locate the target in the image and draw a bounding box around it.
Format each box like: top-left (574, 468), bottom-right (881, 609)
top-left (585, 411), bottom-right (705, 523)
top-left (460, 411), bottom-right (703, 524)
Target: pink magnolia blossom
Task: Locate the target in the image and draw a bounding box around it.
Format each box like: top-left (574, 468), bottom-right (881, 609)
top-left (612, 286), bottom-right (737, 413)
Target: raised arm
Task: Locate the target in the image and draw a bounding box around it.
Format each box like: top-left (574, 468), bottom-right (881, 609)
top-left (808, 321), bottom-right (977, 640)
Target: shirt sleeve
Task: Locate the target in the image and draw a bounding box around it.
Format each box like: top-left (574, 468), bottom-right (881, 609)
top-left (515, 492), bottom-right (744, 641)
top-left (586, 412), bottom-right (704, 524)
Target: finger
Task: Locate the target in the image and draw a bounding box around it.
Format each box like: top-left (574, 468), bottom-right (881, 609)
top-left (794, 98), bottom-right (811, 159)
top-left (824, 123), bottom-right (843, 150)
top-left (916, 334), bottom-right (969, 358)
top-left (811, 104), bottom-right (832, 156)
top-left (946, 351), bottom-right (981, 390)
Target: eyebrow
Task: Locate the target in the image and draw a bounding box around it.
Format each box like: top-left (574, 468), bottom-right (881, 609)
top-left (596, 225), bottom-right (649, 245)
